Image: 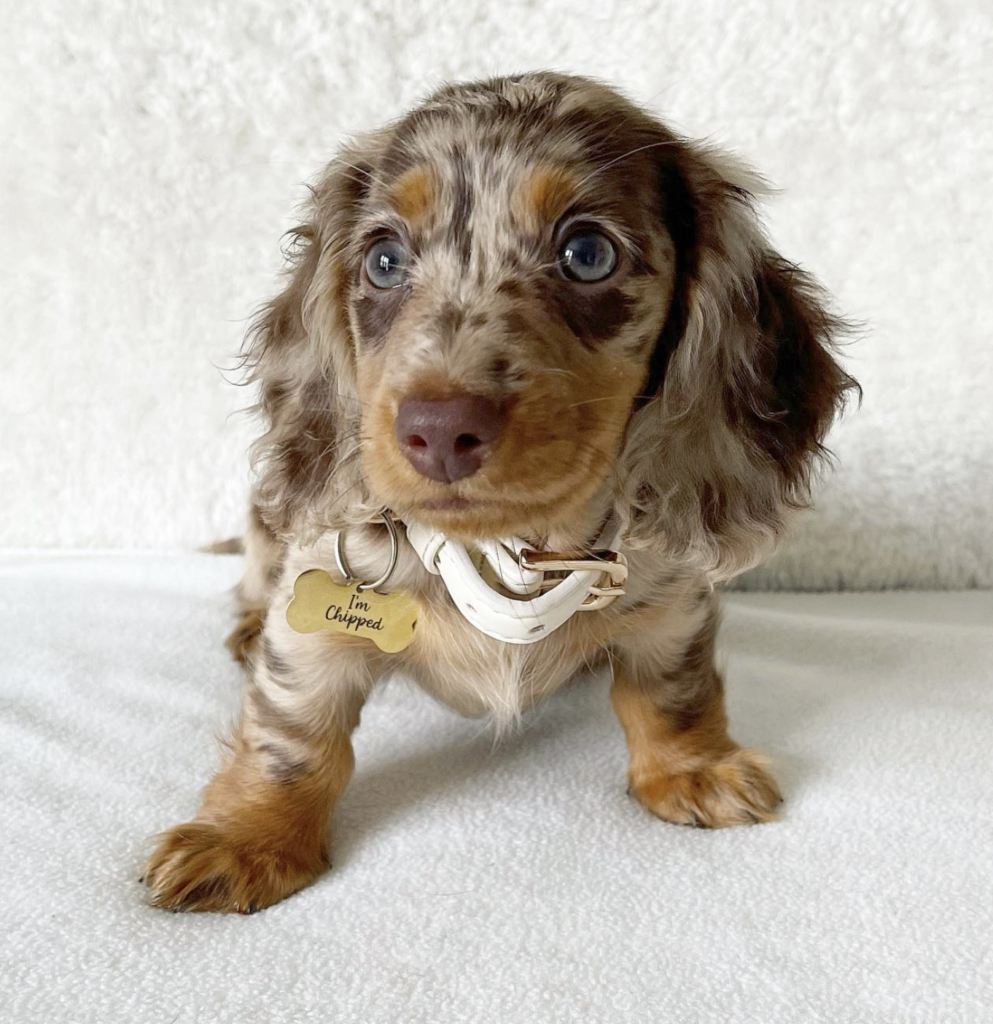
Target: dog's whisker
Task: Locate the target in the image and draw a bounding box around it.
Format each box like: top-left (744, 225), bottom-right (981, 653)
top-left (330, 158), bottom-right (393, 193)
top-left (574, 139), bottom-right (681, 189)
top-left (567, 396), bottom-right (629, 410)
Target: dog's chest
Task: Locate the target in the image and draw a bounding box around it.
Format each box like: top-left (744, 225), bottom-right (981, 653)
top-left (403, 595), bottom-right (590, 725)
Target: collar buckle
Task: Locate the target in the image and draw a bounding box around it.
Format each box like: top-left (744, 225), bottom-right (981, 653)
top-left (518, 549), bottom-right (628, 610)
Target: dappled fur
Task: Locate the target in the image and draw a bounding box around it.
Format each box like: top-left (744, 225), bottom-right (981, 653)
top-left (618, 143), bottom-right (857, 578)
top-left (243, 77), bottom-right (856, 567)
top-left (145, 73), bottom-right (856, 913)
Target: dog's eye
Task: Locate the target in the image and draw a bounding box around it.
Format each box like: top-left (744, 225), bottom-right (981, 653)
top-left (364, 238), bottom-right (409, 289)
top-left (558, 231), bottom-right (617, 283)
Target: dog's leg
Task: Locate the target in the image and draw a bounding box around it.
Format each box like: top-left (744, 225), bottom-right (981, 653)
top-left (225, 500), bottom-right (285, 663)
top-left (145, 620), bottom-right (377, 913)
top-left (610, 595), bottom-right (781, 828)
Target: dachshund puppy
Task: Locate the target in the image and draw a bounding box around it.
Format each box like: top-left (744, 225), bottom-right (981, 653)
top-left (145, 72), bottom-right (857, 913)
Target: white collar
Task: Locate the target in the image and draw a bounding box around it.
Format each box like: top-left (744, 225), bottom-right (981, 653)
top-left (404, 514), bottom-right (627, 645)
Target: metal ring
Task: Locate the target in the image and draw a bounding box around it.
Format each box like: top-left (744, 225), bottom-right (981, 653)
top-left (334, 510), bottom-right (400, 593)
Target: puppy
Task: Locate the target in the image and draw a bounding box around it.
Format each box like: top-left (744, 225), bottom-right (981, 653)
top-left (145, 72), bottom-right (857, 913)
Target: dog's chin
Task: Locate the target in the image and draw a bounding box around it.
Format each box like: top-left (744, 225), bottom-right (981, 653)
top-left (390, 496), bottom-right (545, 541)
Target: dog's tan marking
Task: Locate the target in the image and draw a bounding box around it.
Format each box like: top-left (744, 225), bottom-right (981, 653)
top-left (610, 633), bottom-right (782, 828)
top-left (389, 164), bottom-right (438, 228)
top-left (144, 723), bottom-right (355, 913)
top-left (513, 164), bottom-right (579, 232)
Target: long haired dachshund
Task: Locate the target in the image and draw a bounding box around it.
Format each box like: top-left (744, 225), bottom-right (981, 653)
top-left (145, 72), bottom-right (857, 913)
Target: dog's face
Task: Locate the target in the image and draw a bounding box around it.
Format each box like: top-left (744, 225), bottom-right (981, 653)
top-left (250, 73), bottom-right (857, 578)
top-left (347, 88), bottom-right (675, 539)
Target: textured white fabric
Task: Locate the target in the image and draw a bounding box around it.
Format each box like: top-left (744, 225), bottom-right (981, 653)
top-left (2, 554), bottom-right (990, 1023)
top-left (3, 0), bottom-right (992, 590)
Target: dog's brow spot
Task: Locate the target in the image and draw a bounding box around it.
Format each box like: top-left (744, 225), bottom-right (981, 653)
top-left (513, 164), bottom-right (579, 230)
top-left (389, 165), bottom-right (437, 226)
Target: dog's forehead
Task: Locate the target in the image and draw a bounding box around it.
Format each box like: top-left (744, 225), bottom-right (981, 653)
top-left (364, 78), bottom-right (659, 242)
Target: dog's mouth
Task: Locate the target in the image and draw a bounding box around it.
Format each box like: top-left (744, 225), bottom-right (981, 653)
top-left (399, 493), bottom-right (513, 530)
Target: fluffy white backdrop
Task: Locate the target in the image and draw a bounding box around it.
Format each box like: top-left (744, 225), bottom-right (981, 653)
top-left (3, 0), bottom-right (991, 588)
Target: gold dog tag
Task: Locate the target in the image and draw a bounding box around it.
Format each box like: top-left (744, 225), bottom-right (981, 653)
top-left (286, 569), bottom-right (417, 653)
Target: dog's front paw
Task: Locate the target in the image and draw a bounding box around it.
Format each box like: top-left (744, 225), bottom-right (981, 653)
top-left (143, 820), bottom-right (327, 914)
top-left (629, 747), bottom-right (782, 828)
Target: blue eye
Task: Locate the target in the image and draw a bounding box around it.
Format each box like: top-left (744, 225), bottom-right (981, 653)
top-left (364, 238), bottom-right (409, 289)
top-left (559, 230), bottom-right (617, 283)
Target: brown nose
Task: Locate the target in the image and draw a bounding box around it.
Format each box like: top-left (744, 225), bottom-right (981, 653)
top-left (395, 394), bottom-right (506, 483)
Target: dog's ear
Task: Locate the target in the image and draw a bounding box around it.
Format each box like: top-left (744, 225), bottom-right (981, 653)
top-left (619, 142), bottom-right (859, 581)
top-left (243, 138), bottom-right (384, 539)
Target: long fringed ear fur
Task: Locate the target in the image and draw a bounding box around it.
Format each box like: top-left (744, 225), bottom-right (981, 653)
top-left (241, 137), bottom-right (386, 541)
top-left (620, 142), bottom-right (860, 581)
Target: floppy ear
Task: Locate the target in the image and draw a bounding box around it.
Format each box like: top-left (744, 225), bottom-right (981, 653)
top-left (619, 143), bottom-right (859, 581)
top-left (242, 140), bottom-right (383, 540)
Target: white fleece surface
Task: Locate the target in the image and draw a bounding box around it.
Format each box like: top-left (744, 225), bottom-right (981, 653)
top-left (3, 1), bottom-right (993, 589)
top-left (1, 553), bottom-right (991, 1023)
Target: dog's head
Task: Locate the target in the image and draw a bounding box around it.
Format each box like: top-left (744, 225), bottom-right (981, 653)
top-left (247, 73), bottom-right (857, 580)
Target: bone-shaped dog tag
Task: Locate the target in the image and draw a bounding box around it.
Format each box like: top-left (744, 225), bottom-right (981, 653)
top-left (286, 569), bottom-right (417, 653)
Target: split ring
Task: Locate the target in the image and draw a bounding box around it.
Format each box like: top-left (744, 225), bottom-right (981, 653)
top-left (334, 509), bottom-right (400, 592)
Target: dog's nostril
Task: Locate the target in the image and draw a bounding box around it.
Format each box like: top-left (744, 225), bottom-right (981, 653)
top-left (454, 433), bottom-right (482, 452)
top-left (394, 393), bottom-right (507, 483)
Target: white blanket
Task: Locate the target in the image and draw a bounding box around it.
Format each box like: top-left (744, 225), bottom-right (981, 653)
top-left (2, 554), bottom-right (991, 1023)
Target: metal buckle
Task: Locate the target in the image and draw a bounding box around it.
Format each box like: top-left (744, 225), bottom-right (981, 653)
top-left (518, 549), bottom-right (628, 610)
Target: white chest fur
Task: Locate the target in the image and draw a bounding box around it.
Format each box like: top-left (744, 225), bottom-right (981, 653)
top-left (403, 596), bottom-right (594, 729)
